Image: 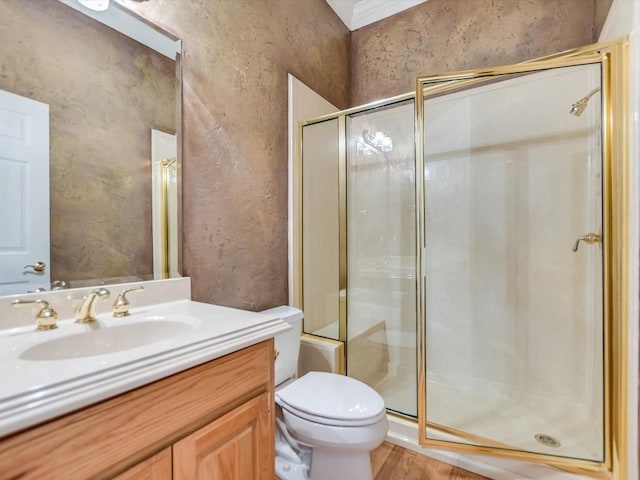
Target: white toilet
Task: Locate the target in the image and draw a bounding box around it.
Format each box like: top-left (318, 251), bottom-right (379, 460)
top-left (262, 306), bottom-right (388, 480)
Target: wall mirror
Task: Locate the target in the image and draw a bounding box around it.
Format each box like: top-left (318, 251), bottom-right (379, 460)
top-left (0, 0), bottom-right (182, 295)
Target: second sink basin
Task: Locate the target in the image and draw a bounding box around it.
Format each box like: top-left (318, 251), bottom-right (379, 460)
top-left (20, 317), bottom-right (199, 361)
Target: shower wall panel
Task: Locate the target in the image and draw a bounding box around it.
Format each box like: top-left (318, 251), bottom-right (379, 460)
top-left (302, 120), bottom-right (341, 339)
top-left (346, 101), bottom-right (417, 416)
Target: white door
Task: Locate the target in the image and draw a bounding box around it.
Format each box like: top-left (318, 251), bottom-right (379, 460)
top-left (0, 89), bottom-right (50, 294)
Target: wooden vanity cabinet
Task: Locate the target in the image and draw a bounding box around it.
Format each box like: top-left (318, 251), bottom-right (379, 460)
top-left (0, 340), bottom-right (276, 480)
top-left (114, 449), bottom-right (172, 480)
top-left (173, 392), bottom-right (272, 479)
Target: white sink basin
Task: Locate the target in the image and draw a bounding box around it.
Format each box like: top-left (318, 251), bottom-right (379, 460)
top-left (0, 295), bottom-right (290, 439)
top-left (20, 318), bottom-right (197, 361)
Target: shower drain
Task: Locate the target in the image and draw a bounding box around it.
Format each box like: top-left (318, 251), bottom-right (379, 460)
top-left (534, 433), bottom-right (562, 448)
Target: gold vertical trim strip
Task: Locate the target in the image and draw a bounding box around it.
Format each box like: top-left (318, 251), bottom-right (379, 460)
top-left (174, 53), bottom-right (183, 277)
top-left (160, 163), bottom-right (168, 278)
top-left (414, 77), bottom-right (427, 447)
top-left (610, 38), bottom-right (630, 480)
top-left (338, 115), bottom-right (348, 374)
top-left (600, 51), bottom-right (613, 475)
top-left (160, 158), bottom-right (176, 278)
top-left (296, 121), bottom-right (304, 310)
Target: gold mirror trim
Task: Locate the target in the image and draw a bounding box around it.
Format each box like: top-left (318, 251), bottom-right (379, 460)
top-left (160, 157), bottom-right (177, 278)
top-left (415, 38), bottom-right (630, 479)
top-left (175, 53), bottom-right (184, 278)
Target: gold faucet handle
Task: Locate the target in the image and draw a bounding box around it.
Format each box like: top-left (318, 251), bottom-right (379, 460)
top-left (113, 285), bottom-right (145, 317)
top-left (11, 299), bottom-right (58, 331)
top-left (572, 232), bottom-right (602, 252)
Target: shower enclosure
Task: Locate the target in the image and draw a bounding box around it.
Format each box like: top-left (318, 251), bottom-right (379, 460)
top-left (301, 98), bottom-right (417, 417)
top-left (297, 40), bottom-right (629, 478)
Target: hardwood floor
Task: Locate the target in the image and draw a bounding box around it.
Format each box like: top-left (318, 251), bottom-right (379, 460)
top-left (371, 442), bottom-right (490, 480)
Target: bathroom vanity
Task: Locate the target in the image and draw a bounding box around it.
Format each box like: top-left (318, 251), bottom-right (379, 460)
top-left (0, 340), bottom-right (274, 479)
top-left (0, 278), bottom-right (288, 479)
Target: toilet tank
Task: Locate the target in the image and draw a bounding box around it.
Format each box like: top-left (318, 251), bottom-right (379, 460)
top-left (260, 306), bottom-right (303, 387)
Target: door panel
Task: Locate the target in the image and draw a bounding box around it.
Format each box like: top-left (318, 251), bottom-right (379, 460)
top-left (0, 88), bottom-right (49, 294)
top-left (345, 100), bottom-right (418, 417)
top-left (173, 393), bottom-right (273, 480)
top-left (418, 61), bottom-right (606, 465)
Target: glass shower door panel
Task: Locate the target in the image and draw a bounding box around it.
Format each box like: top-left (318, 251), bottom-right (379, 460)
top-left (302, 119), bottom-right (340, 340)
top-left (423, 64), bottom-right (604, 460)
top-left (346, 100), bottom-right (417, 417)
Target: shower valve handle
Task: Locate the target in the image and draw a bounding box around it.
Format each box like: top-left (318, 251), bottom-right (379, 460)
top-left (572, 233), bottom-right (602, 252)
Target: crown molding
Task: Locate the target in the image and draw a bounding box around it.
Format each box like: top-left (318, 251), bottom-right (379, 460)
top-left (352, 0), bottom-right (428, 30)
top-left (326, 0), bottom-right (428, 31)
top-left (325, 0), bottom-right (355, 30)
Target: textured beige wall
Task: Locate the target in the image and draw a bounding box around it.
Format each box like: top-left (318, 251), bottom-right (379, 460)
top-left (0, 0), bottom-right (175, 284)
top-left (351, 0), bottom-right (613, 104)
top-left (119, 0), bottom-right (351, 309)
top-left (117, 0), bottom-right (613, 311)
top-left (595, 0), bottom-right (615, 36)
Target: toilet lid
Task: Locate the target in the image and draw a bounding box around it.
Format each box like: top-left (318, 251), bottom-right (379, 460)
top-left (275, 372), bottom-right (385, 424)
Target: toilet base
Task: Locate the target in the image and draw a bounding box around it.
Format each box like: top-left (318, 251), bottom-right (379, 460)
top-left (310, 448), bottom-right (373, 480)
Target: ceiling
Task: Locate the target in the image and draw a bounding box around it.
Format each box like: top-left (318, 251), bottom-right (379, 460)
top-left (325, 0), bottom-right (428, 31)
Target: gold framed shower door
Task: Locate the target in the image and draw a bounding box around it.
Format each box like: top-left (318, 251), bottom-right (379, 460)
top-left (414, 38), bottom-right (630, 479)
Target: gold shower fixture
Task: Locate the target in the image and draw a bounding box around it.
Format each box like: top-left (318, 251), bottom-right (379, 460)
top-left (569, 87), bottom-right (601, 116)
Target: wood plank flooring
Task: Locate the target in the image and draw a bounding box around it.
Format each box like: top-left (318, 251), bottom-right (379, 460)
top-left (371, 442), bottom-right (490, 480)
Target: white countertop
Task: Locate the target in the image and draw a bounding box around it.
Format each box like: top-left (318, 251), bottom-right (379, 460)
top-left (0, 298), bottom-right (289, 438)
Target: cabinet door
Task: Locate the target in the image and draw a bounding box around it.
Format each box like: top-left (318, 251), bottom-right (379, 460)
top-left (173, 392), bottom-right (274, 480)
top-left (114, 448), bottom-right (172, 480)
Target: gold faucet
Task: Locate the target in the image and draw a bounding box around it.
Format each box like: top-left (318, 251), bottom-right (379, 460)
top-left (75, 288), bottom-right (110, 324)
top-left (112, 285), bottom-right (144, 317)
top-left (11, 299), bottom-right (58, 330)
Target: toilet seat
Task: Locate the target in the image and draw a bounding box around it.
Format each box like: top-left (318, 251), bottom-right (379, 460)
top-left (280, 405), bottom-right (389, 451)
top-left (275, 372), bottom-right (386, 427)
top-left (278, 401), bottom-right (387, 427)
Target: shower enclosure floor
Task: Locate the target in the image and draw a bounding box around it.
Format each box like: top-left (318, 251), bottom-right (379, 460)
top-left (373, 371), bottom-right (601, 462)
top-left (425, 376), bottom-right (602, 462)
top-left (374, 364), bottom-right (417, 417)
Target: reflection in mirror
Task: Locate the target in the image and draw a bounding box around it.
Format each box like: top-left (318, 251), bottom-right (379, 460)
top-left (151, 129), bottom-right (179, 279)
top-left (0, 0), bottom-right (181, 295)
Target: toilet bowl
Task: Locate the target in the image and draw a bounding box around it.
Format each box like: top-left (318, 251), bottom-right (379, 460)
top-left (262, 306), bottom-right (388, 480)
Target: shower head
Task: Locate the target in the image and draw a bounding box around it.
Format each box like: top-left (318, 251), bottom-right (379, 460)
top-left (569, 87), bottom-right (601, 117)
